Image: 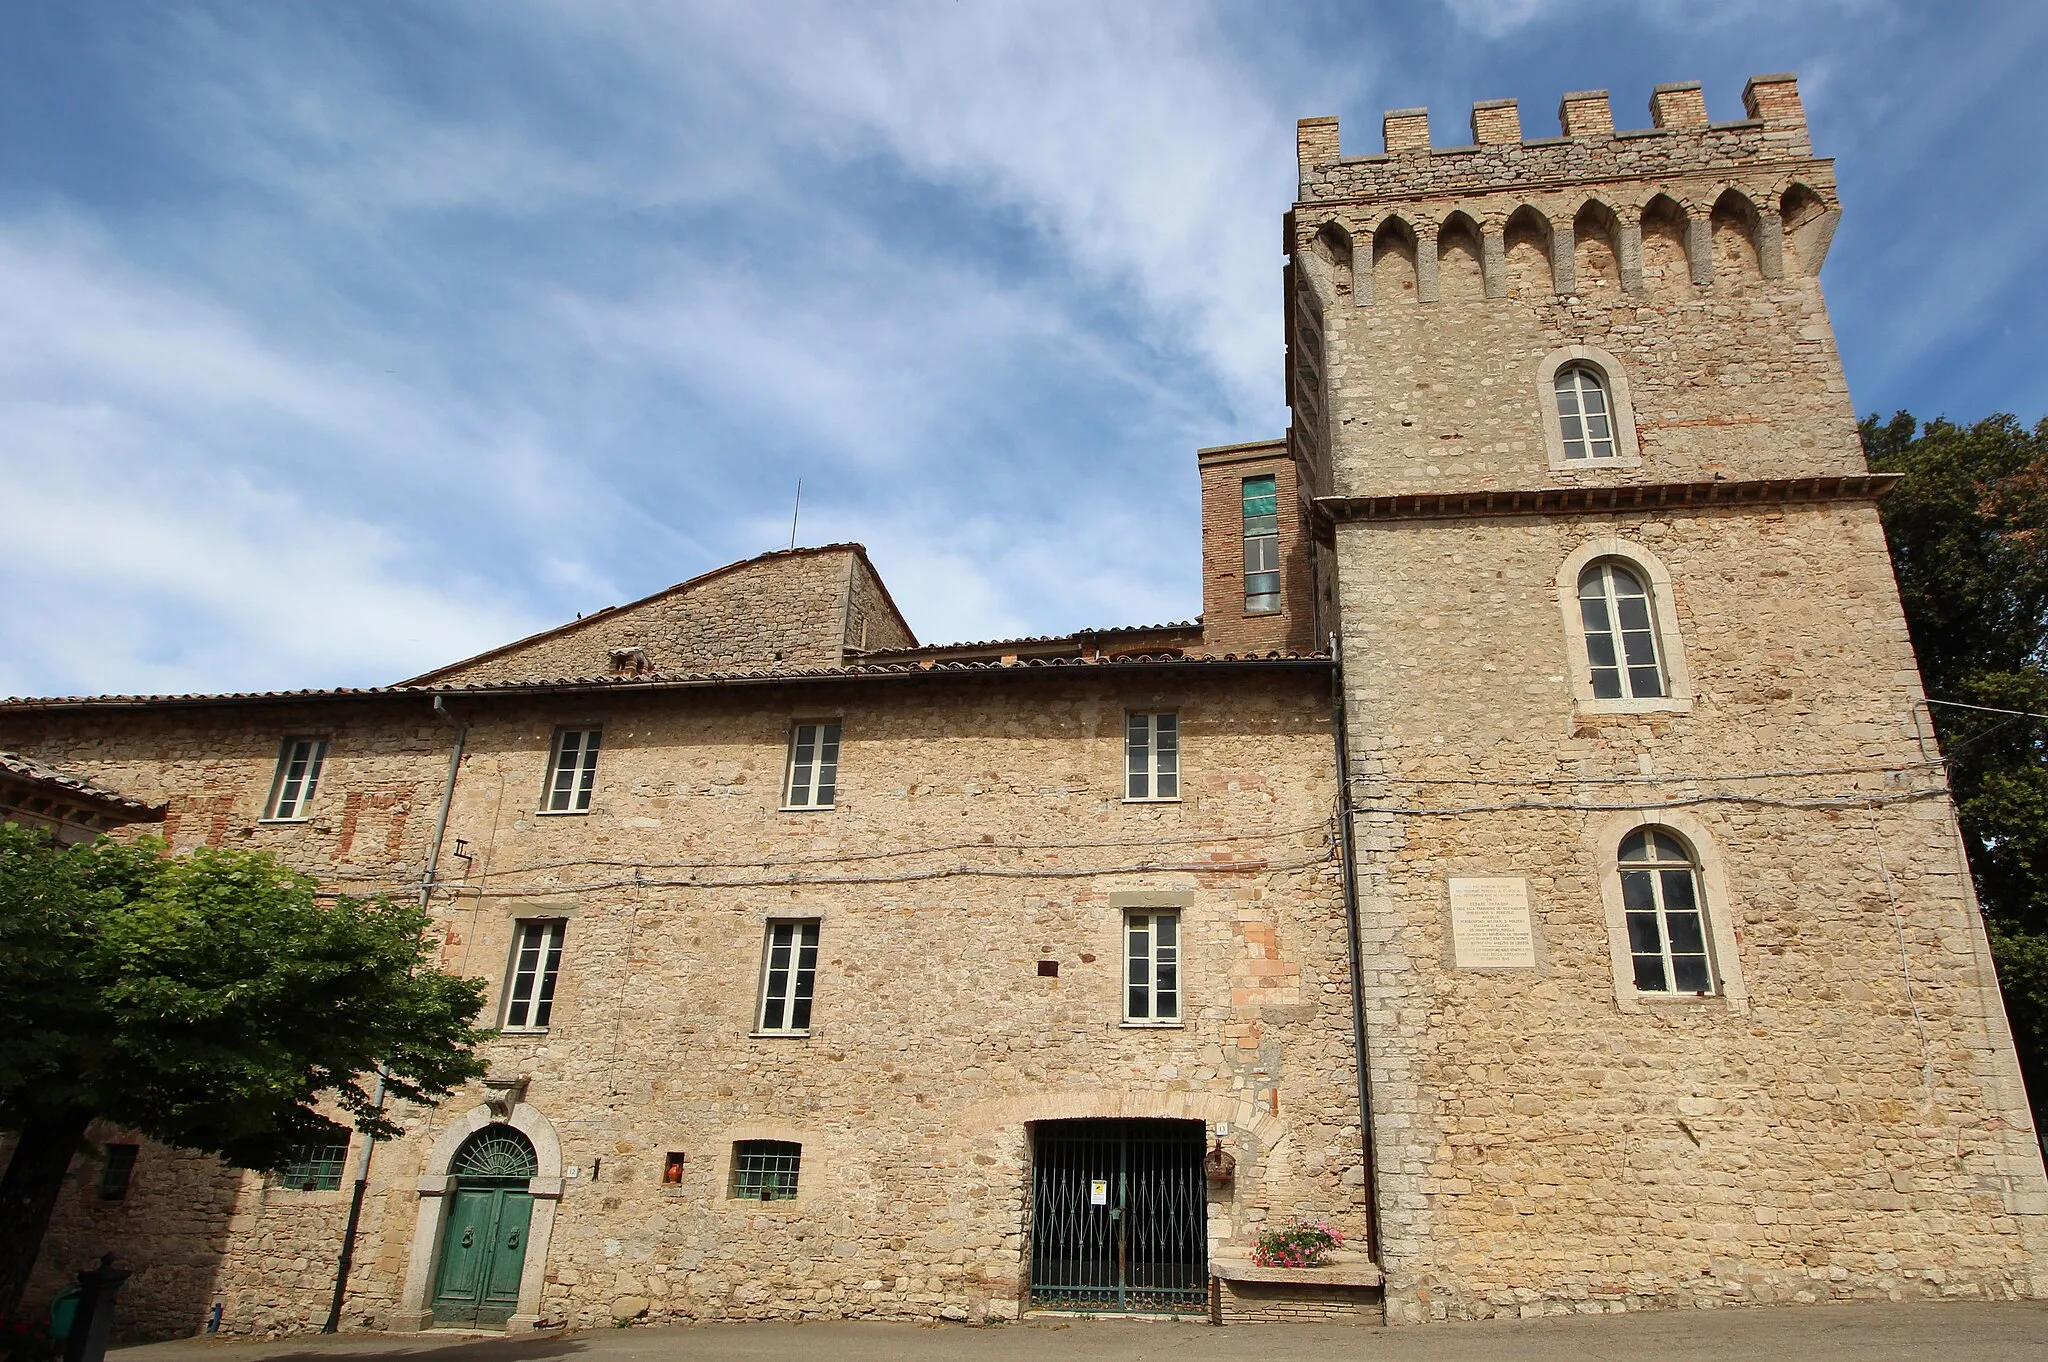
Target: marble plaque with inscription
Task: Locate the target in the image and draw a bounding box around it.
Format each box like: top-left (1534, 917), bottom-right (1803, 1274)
top-left (1448, 877), bottom-right (1536, 968)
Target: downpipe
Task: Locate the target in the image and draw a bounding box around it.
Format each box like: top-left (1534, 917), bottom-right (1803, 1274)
top-left (324, 696), bottom-right (467, 1333)
top-left (1330, 637), bottom-right (1384, 1267)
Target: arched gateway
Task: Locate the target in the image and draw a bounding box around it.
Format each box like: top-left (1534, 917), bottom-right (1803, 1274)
top-left (396, 1097), bottom-right (564, 1333)
top-left (430, 1128), bottom-right (538, 1326)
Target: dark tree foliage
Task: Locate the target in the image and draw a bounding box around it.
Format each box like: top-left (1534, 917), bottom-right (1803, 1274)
top-left (0, 829), bottom-right (489, 1315)
top-left (1863, 411), bottom-right (2048, 1122)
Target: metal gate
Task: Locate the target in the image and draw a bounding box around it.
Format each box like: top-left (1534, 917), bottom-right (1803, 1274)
top-left (1029, 1118), bottom-right (1207, 1314)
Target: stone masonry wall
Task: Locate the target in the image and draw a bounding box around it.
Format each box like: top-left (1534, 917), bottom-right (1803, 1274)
top-left (9, 1122), bottom-right (245, 1340)
top-left (1295, 74), bottom-right (2048, 1322)
top-left (843, 554), bottom-right (917, 655)
top-left (1293, 84), bottom-right (1853, 496)
top-left (418, 547), bottom-right (877, 685)
top-left (2, 665), bottom-right (1367, 1335)
top-left (1336, 503), bottom-right (2048, 1321)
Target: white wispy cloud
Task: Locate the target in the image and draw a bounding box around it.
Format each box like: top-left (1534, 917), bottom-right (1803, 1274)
top-left (1, 0), bottom-right (2040, 696)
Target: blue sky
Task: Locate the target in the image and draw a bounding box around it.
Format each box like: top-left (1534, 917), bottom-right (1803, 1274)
top-left (3, 0), bottom-right (2044, 697)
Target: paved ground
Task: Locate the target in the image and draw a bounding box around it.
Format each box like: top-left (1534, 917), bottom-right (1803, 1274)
top-left (112, 1302), bottom-right (2048, 1362)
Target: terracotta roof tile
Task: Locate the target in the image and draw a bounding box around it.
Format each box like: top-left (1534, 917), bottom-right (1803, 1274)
top-left (0, 751), bottom-right (165, 816)
top-left (0, 652), bottom-right (1331, 712)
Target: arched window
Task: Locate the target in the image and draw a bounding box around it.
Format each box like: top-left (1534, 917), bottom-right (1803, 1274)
top-left (1553, 364), bottom-right (1617, 460)
top-left (1619, 828), bottom-right (1715, 995)
top-left (1577, 560), bottom-right (1666, 699)
top-left (451, 1126), bottom-right (538, 1181)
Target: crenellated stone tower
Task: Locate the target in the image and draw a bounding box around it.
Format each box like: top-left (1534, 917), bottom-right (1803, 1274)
top-left (1289, 76), bottom-right (2048, 1320)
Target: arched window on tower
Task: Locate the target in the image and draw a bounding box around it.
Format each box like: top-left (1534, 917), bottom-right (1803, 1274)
top-left (1618, 828), bottom-right (1716, 995)
top-left (1577, 560), bottom-right (1666, 699)
top-left (1553, 364), bottom-right (1617, 461)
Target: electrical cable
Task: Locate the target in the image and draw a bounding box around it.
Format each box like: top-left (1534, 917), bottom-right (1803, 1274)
top-left (313, 820), bottom-right (1333, 884)
top-left (315, 845), bottom-right (1338, 900)
top-left (1865, 800), bottom-right (1937, 1106)
top-left (1345, 759), bottom-right (1944, 788)
top-left (1348, 787), bottom-right (1947, 818)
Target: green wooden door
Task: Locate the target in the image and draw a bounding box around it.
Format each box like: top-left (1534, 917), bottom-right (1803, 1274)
top-left (431, 1125), bottom-right (542, 1328)
top-left (482, 1191), bottom-right (534, 1321)
top-left (431, 1186), bottom-right (533, 1326)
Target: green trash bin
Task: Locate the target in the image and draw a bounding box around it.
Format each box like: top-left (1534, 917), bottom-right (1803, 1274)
top-left (48, 1286), bottom-right (81, 1342)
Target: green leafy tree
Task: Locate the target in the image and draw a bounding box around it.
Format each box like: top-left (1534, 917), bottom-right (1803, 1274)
top-left (1863, 411), bottom-right (2048, 1122)
top-left (0, 828), bottom-right (489, 1315)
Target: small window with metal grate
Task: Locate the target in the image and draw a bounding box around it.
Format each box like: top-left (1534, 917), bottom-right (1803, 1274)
top-left (277, 1136), bottom-right (350, 1191)
top-left (730, 1140), bottom-right (801, 1201)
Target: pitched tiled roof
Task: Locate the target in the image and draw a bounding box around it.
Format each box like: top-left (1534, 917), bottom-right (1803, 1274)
top-left (863, 621), bottom-right (1203, 657)
top-left (0, 651), bottom-right (1331, 712)
top-left (0, 750), bottom-right (165, 816)
top-left (400, 542), bottom-right (916, 686)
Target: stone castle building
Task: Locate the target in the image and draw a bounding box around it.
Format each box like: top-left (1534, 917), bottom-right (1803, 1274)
top-left (5, 73), bottom-right (2047, 1333)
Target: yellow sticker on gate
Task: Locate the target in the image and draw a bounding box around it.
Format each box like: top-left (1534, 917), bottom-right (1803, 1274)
top-left (1090, 1179), bottom-right (1108, 1205)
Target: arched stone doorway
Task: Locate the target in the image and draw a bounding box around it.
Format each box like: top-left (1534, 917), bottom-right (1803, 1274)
top-left (396, 1098), bottom-right (563, 1332)
top-left (430, 1128), bottom-right (538, 1327)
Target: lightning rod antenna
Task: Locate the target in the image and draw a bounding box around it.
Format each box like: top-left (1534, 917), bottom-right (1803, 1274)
top-left (789, 479), bottom-right (802, 551)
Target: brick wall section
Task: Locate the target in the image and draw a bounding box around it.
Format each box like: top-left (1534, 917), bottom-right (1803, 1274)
top-left (1650, 83), bottom-right (1709, 130)
top-left (1197, 442), bottom-right (1318, 657)
top-left (416, 546), bottom-right (905, 686)
top-left (1215, 1279), bottom-right (1380, 1323)
top-left (1, 665), bottom-right (1365, 1334)
top-left (1470, 100), bottom-right (1520, 147)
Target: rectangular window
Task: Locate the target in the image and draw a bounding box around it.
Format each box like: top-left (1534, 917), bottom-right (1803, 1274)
top-left (730, 1140), bottom-right (802, 1201)
top-left (1124, 911), bottom-right (1181, 1024)
top-left (541, 728), bottom-right (602, 813)
top-left (264, 737), bottom-right (327, 821)
top-left (783, 721), bottom-right (841, 809)
top-left (503, 920), bottom-right (567, 1031)
top-left (1125, 712), bottom-right (1180, 801)
top-left (757, 920), bottom-right (821, 1034)
top-left (98, 1143), bottom-right (139, 1201)
top-left (277, 1136), bottom-right (350, 1191)
top-left (1242, 475), bottom-right (1281, 613)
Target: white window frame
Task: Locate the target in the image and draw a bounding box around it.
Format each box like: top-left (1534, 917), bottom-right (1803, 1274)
top-left (1553, 538), bottom-right (1693, 716)
top-left (755, 919), bottom-right (821, 1036)
top-left (1123, 909), bottom-right (1182, 1026)
top-left (263, 737), bottom-right (328, 822)
top-left (1617, 827), bottom-right (1717, 995)
top-left (539, 727), bottom-right (601, 814)
top-left (1586, 810), bottom-right (1747, 1014)
top-left (783, 721), bottom-right (841, 810)
top-left (1578, 560), bottom-right (1667, 701)
top-left (1124, 711), bottom-right (1181, 803)
top-left (1537, 345), bottom-right (1641, 473)
top-left (502, 919), bottom-right (567, 1032)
